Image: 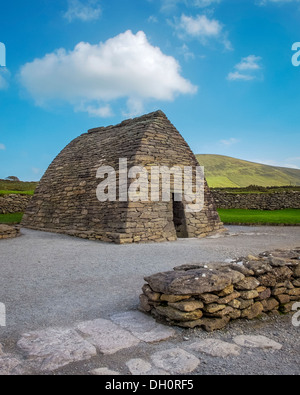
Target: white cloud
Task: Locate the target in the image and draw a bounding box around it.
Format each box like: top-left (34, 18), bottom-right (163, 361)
top-left (227, 72), bottom-right (256, 81)
top-left (174, 14), bottom-right (232, 50)
top-left (219, 138), bottom-right (240, 147)
top-left (160, 0), bottom-right (221, 12)
top-left (0, 143), bottom-right (6, 150)
top-left (63, 0), bottom-right (101, 22)
top-left (19, 30), bottom-right (197, 117)
top-left (227, 55), bottom-right (262, 81)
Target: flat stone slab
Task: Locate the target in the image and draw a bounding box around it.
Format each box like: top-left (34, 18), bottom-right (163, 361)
top-left (0, 355), bottom-right (24, 375)
top-left (145, 268), bottom-right (244, 295)
top-left (233, 335), bottom-right (283, 350)
top-left (77, 319), bottom-right (140, 355)
top-left (17, 327), bottom-right (97, 371)
top-left (188, 339), bottom-right (241, 358)
top-left (151, 348), bottom-right (200, 374)
top-left (126, 358), bottom-right (169, 375)
top-left (110, 311), bottom-right (176, 343)
top-left (90, 367), bottom-right (121, 375)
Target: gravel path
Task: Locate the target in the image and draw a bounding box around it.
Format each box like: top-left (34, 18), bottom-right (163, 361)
top-left (0, 225), bottom-right (300, 337)
top-left (0, 226), bottom-right (299, 376)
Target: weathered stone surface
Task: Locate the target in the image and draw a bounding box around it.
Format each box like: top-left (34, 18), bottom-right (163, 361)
top-left (241, 302), bottom-right (263, 320)
top-left (199, 293), bottom-right (219, 304)
top-left (234, 335), bottom-right (282, 350)
top-left (238, 299), bottom-right (254, 309)
top-left (205, 306), bottom-right (235, 318)
top-left (294, 264), bottom-right (300, 278)
top-left (90, 368), bottom-right (120, 375)
top-left (258, 267), bottom-right (293, 287)
top-left (142, 284), bottom-right (161, 301)
top-left (218, 291), bottom-right (241, 305)
top-left (235, 277), bottom-right (260, 291)
top-left (245, 261), bottom-right (272, 276)
top-left (229, 299), bottom-right (241, 309)
top-left (151, 348), bottom-right (200, 374)
top-left (272, 287), bottom-right (287, 296)
top-left (77, 319), bottom-right (140, 355)
top-left (276, 294), bottom-right (290, 304)
top-left (261, 298), bottom-right (279, 312)
top-left (145, 268), bottom-right (244, 295)
top-left (280, 302), bottom-right (295, 313)
top-left (239, 290), bottom-right (259, 300)
top-left (17, 327), bottom-right (97, 371)
top-left (110, 311), bottom-right (175, 343)
top-left (217, 284), bottom-right (234, 297)
top-left (188, 339), bottom-right (241, 358)
top-left (126, 359), bottom-right (169, 375)
top-left (168, 300), bottom-right (204, 312)
top-left (257, 288), bottom-right (272, 301)
top-left (155, 306), bottom-right (203, 322)
top-left (139, 294), bottom-right (152, 312)
top-left (288, 288), bottom-right (300, 296)
top-left (204, 304), bottom-right (226, 314)
top-left (0, 356), bottom-right (24, 375)
top-left (160, 294), bottom-right (191, 303)
top-left (0, 224), bottom-right (20, 239)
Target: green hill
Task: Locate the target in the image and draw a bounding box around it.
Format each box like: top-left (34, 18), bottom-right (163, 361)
top-left (196, 154), bottom-right (300, 188)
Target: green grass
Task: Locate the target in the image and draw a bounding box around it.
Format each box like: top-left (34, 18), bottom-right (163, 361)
top-left (0, 179), bottom-right (38, 193)
top-left (218, 209), bottom-right (300, 225)
top-left (196, 154), bottom-right (300, 188)
top-left (0, 213), bottom-right (24, 224)
top-left (0, 190), bottom-right (34, 195)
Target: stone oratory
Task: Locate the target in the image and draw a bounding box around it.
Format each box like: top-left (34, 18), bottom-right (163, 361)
top-left (22, 111), bottom-right (224, 243)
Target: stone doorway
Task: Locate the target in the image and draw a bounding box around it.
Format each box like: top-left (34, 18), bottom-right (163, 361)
top-left (172, 194), bottom-right (188, 238)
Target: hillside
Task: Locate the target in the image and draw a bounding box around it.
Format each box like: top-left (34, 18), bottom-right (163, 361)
top-left (0, 179), bottom-right (37, 194)
top-left (196, 155), bottom-right (300, 188)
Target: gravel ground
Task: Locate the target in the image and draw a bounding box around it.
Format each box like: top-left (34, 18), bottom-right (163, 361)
top-left (0, 225), bottom-right (299, 375)
top-left (0, 225), bottom-right (300, 338)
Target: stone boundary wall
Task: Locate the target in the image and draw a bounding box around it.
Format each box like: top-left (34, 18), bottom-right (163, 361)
top-left (212, 191), bottom-right (300, 210)
top-left (139, 248), bottom-right (300, 332)
top-left (0, 194), bottom-right (32, 214)
top-left (0, 224), bottom-right (20, 239)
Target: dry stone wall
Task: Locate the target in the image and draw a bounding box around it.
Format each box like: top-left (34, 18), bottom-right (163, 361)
top-left (0, 224), bottom-right (20, 239)
top-left (140, 248), bottom-right (300, 332)
top-left (212, 191), bottom-right (300, 210)
top-left (0, 194), bottom-right (31, 214)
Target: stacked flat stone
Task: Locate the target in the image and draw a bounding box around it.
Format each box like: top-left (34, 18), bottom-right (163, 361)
top-left (0, 224), bottom-right (20, 239)
top-left (140, 248), bottom-right (300, 332)
top-left (212, 191), bottom-right (300, 211)
top-left (0, 194), bottom-right (31, 214)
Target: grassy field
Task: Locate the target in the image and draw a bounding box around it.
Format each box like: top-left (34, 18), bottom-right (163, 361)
top-left (0, 179), bottom-right (37, 194)
top-left (218, 209), bottom-right (300, 225)
top-left (196, 154), bottom-right (300, 188)
top-left (0, 190), bottom-right (34, 195)
top-left (0, 213), bottom-right (24, 224)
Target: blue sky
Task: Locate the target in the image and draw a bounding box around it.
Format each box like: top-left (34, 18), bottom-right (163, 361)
top-left (0, 0), bottom-right (300, 181)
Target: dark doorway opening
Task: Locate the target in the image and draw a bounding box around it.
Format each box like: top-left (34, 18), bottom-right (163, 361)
top-left (172, 194), bottom-right (188, 238)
